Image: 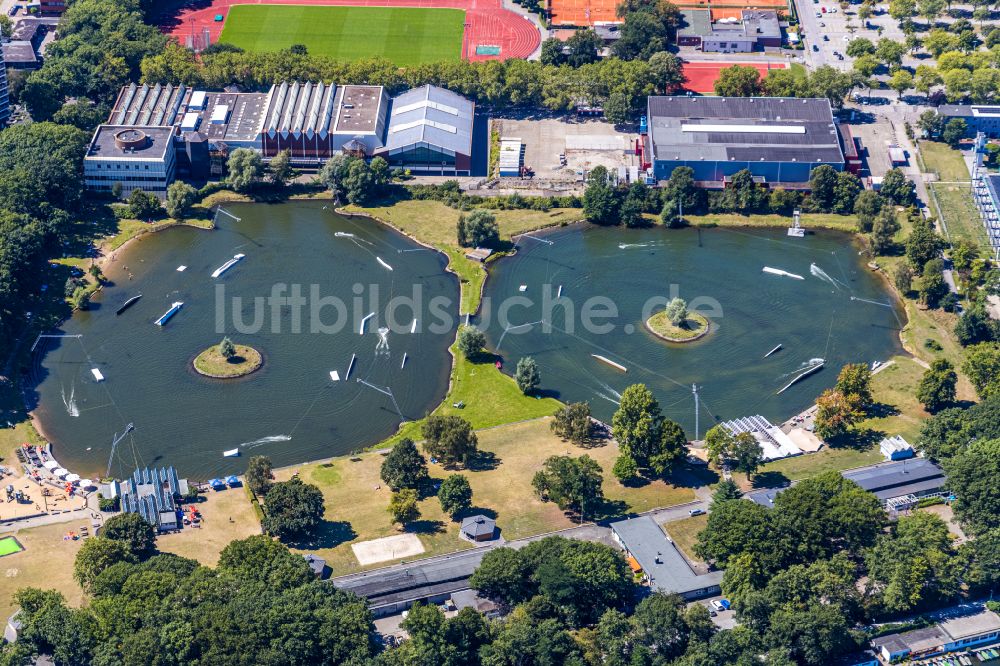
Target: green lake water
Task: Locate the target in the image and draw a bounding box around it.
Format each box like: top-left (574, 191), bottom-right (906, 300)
top-left (28, 202), bottom-right (458, 478)
top-left (479, 224), bottom-right (904, 434)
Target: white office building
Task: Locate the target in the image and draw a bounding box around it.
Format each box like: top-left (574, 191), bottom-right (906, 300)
top-left (83, 126), bottom-right (177, 197)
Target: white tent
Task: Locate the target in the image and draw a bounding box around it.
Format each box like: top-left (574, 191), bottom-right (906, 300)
top-left (42, 460), bottom-right (59, 470)
top-left (53, 468), bottom-right (69, 478)
top-left (78, 479), bottom-right (96, 489)
top-left (65, 473), bottom-right (80, 483)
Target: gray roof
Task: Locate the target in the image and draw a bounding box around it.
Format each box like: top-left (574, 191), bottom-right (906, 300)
top-left (384, 84), bottom-right (474, 156)
top-left (610, 516), bottom-right (722, 596)
top-left (461, 515), bottom-right (496, 537)
top-left (332, 548), bottom-right (488, 608)
top-left (740, 10), bottom-right (781, 39)
top-left (86, 125), bottom-right (174, 161)
top-left (744, 487), bottom-right (783, 508)
top-left (678, 9), bottom-right (712, 36)
top-left (938, 104), bottom-right (991, 118)
top-left (647, 96), bottom-right (845, 165)
top-left (2, 42), bottom-right (39, 66)
top-left (261, 82), bottom-right (387, 139)
top-left (842, 458), bottom-right (945, 497)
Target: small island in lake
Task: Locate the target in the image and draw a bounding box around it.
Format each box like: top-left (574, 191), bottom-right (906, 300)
top-left (193, 337), bottom-right (263, 378)
top-left (645, 298), bottom-right (710, 343)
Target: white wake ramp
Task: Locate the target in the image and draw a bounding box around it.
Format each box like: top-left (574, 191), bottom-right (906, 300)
top-left (762, 266), bottom-right (805, 280)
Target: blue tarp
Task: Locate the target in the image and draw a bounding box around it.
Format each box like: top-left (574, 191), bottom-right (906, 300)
top-left (226, 476), bottom-right (240, 486)
top-left (209, 478), bottom-right (225, 489)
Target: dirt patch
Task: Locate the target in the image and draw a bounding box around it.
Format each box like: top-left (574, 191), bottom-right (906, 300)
top-left (352, 533), bottom-right (425, 565)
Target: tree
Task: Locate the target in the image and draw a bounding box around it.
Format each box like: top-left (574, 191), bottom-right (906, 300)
top-left (218, 336), bottom-right (236, 359)
top-left (846, 37), bottom-right (876, 58)
top-left (832, 172), bottom-right (862, 215)
top-left (888, 69), bottom-right (914, 98)
top-left (714, 65), bottom-right (764, 97)
top-left (551, 402), bottom-right (592, 445)
top-left (515, 356), bottom-right (541, 395)
top-left (881, 168), bottom-right (916, 205)
top-left (695, 498), bottom-right (772, 566)
top-left (532, 454), bottom-right (603, 514)
top-left (612, 384), bottom-right (685, 472)
top-left (100, 513), bottom-right (156, 556)
top-left (565, 29), bottom-right (602, 66)
top-left (730, 432), bottom-right (764, 480)
top-left (164, 181), bottom-right (197, 219)
top-left (438, 474), bottom-right (473, 518)
top-left (918, 108), bottom-right (945, 137)
top-left (648, 51), bottom-right (686, 93)
top-left (422, 415), bottom-right (478, 466)
top-left (906, 217), bottom-right (944, 270)
top-left (710, 479), bottom-right (743, 509)
top-left (127, 188), bottom-right (161, 219)
top-left (870, 207), bottom-right (901, 255)
top-left (919, 257), bottom-right (949, 307)
top-left (583, 166), bottom-right (619, 224)
top-left (458, 209), bottom-right (499, 248)
top-left (814, 389), bottom-right (864, 441)
top-left (456, 325), bottom-right (486, 359)
top-left (942, 118), bottom-right (968, 147)
top-left (540, 37), bottom-right (565, 65)
top-left (705, 424), bottom-right (735, 467)
top-left (875, 38), bottom-right (907, 69)
top-left (917, 358), bottom-right (957, 412)
top-left (268, 149), bottom-right (294, 186)
top-left (835, 363), bottom-right (874, 409)
top-left (664, 297), bottom-right (688, 326)
top-left (388, 488), bottom-right (420, 527)
top-left (245, 455), bottom-right (273, 497)
top-left (809, 165), bottom-right (839, 211)
top-left (962, 343), bottom-right (1000, 400)
top-left (955, 304), bottom-right (998, 346)
top-left (889, 0), bottom-right (917, 20)
top-left (724, 169), bottom-right (767, 214)
top-left (226, 147), bottom-right (264, 192)
top-left (318, 154), bottom-right (354, 201)
top-left (380, 438), bottom-right (429, 490)
top-left (73, 537), bottom-right (136, 590)
top-left (612, 454), bottom-right (639, 483)
top-left (344, 159), bottom-right (374, 205)
top-left (469, 547), bottom-right (533, 605)
top-left (262, 477), bottom-right (325, 540)
top-left (917, 0), bottom-right (946, 21)
top-left (894, 262), bottom-right (914, 294)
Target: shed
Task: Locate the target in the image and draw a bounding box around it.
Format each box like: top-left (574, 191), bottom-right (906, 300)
top-left (465, 248), bottom-right (493, 262)
top-left (304, 553), bottom-right (328, 579)
top-left (460, 515), bottom-right (496, 542)
top-left (880, 435), bottom-right (914, 461)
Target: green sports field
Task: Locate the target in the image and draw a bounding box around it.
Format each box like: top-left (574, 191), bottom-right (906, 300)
top-left (218, 5), bottom-right (466, 65)
top-left (0, 536), bottom-right (24, 557)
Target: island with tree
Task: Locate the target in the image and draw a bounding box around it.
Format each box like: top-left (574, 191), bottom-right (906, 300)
top-left (193, 337), bottom-right (263, 378)
top-left (644, 298), bottom-right (710, 343)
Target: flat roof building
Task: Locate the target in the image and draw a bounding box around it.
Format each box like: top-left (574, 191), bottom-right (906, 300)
top-left (678, 9), bottom-right (782, 52)
top-left (0, 62), bottom-right (9, 126)
top-left (842, 458), bottom-right (946, 509)
top-left (83, 126), bottom-right (177, 198)
top-left (379, 84), bottom-right (475, 176)
top-left (646, 96), bottom-right (845, 187)
top-left (872, 606), bottom-right (1000, 662)
top-left (937, 105), bottom-right (1000, 138)
top-left (610, 516), bottom-right (722, 600)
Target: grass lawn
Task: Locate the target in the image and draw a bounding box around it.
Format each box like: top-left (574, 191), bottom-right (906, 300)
top-left (347, 200), bottom-right (582, 314)
top-left (0, 522), bottom-right (86, 620)
top-left (193, 344), bottom-right (262, 378)
top-left (685, 212), bottom-right (858, 232)
top-left (664, 514), bottom-right (707, 564)
top-left (918, 141), bottom-right (971, 182)
top-left (757, 445), bottom-right (883, 482)
top-left (0, 536), bottom-right (24, 556)
top-left (276, 418), bottom-right (696, 575)
top-left (930, 183), bottom-right (989, 249)
top-left (156, 486), bottom-right (261, 566)
top-left (219, 5), bottom-right (465, 65)
top-left (646, 311), bottom-right (709, 342)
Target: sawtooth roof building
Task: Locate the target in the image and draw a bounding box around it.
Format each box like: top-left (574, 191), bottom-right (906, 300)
top-left (84, 82), bottom-right (475, 195)
top-left (645, 96), bottom-right (845, 188)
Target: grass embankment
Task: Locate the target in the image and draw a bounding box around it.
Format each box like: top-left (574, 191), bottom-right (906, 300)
top-left (276, 418), bottom-right (698, 575)
top-left (346, 199), bottom-right (582, 314)
top-left (193, 345), bottom-right (263, 378)
top-left (646, 311), bottom-right (709, 343)
top-left (684, 212), bottom-right (858, 231)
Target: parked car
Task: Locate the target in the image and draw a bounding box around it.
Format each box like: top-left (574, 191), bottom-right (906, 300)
top-left (711, 599), bottom-right (732, 612)
top-left (689, 508), bottom-right (705, 516)
top-left (823, 34), bottom-right (829, 40)
top-left (7, 6), bottom-right (18, 15)
top-left (812, 44), bottom-right (819, 51)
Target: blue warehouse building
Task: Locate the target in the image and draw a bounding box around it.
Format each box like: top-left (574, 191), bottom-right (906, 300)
top-left (646, 96), bottom-right (845, 188)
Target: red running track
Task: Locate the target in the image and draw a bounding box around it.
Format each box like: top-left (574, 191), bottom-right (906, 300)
top-left (682, 61), bottom-right (789, 94)
top-left (162, 0), bottom-right (541, 62)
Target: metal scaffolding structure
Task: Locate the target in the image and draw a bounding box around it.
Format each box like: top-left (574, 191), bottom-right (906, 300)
top-left (972, 132), bottom-right (1000, 260)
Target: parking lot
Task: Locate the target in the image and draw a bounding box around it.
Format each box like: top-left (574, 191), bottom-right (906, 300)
top-left (491, 116), bottom-right (640, 182)
top-left (849, 116), bottom-right (901, 179)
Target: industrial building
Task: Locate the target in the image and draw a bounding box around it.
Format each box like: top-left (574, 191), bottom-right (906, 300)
top-left (937, 104), bottom-right (1000, 138)
top-left (379, 84), bottom-right (475, 176)
top-left (644, 96), bottom-right (845, 187)
top-left (84, 82), bottom-right (475, 195)
top-left (0, 64), bottom-right (9, 126)
top-left (609, 516), bottom-right (722, 600)
top-left (677, 9), bottom-right (782, 52)
top-left (872, 606), bottom-right (1000, 663)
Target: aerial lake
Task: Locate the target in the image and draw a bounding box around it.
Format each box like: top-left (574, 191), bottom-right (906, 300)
top-left (28, 202), bottom-right (458, 478)
top-left (479, 224), bottom-right (904, 435)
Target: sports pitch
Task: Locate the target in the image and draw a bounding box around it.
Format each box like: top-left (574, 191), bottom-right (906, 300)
top-left (218, 5), bottom-right (466, 65)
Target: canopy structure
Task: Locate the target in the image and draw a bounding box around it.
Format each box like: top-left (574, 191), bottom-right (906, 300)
top-left (78, 479), bottom-right (96, 489)
top-left (53, 468), bottom-right (69, 478)
top-left (65, 473), bottom-right (81, 483)
top-left (42, 460), bottom-right (59, 470)
top-left (225, 475), bottom-right (239, 486)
